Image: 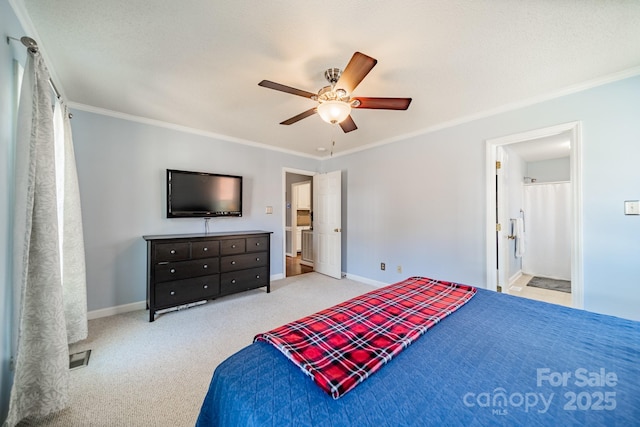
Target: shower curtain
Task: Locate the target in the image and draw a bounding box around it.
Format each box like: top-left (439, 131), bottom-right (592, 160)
top-left (522, 182), bottom-right (571, 281)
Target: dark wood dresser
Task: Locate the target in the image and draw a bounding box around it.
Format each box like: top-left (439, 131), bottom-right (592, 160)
top-left (143, 231), bottom-right (272, 321)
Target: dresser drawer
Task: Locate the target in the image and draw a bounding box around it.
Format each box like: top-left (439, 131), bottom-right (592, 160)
top-left (155, 275), bottom-right (220, 308)
top-left (191, 240), bottom-right (220, 259)
top-left (220, 238), bottom-right (246, 255)
top-left (155, 257), bottom-right (219, 282)
top-left (221, 267), bottom-right (268, 294)
top-left (246, 236), bottom-right (268, 252)
top-left (220, 251), bottom-right (267, 272)
top-left (154, 242), bottom-right (190, 262)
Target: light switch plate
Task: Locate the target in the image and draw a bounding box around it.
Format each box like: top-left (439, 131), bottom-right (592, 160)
top-left (624, 200), bottom-right (639, 215)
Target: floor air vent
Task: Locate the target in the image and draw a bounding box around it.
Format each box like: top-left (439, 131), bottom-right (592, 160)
top-left (69, 349), bottom-right (91, 370)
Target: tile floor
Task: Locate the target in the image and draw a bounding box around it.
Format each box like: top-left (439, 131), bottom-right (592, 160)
top-left (507, 273), bottom-right (572, 307)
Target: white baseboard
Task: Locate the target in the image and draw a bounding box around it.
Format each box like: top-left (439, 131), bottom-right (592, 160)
top-left (88, 301), bottom-right (146, 320)
top-left (344, 273), bottom-right (387, 288)
top-left (509, 270), bottom-right (523, 286)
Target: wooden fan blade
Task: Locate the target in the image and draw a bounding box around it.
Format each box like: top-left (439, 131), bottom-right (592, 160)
top-left (335, 52), bottom-right (377, 94)
top-left (352, 97), bottom-right (412, 110)
top-left (258, 80), bottom-right (316, 99)
top-left (280, 108), bottom-right (317, 125)
top-left (339, 115), bottom-right (358, 133)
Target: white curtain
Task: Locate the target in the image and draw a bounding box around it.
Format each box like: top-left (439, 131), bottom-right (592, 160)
top-left (5, 51), bottom-right (87, 427)
top-left (54, 101), bottom-right (89, 343)
top-left (522, 182), bottom-right (571, 280)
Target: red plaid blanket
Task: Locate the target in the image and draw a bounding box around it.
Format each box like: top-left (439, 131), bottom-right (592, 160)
top-left (254, 276), bottom-right (476, 399)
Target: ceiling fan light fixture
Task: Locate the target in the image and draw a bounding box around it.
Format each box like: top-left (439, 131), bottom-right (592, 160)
top-left (317, 100), bottom-right (351, 124)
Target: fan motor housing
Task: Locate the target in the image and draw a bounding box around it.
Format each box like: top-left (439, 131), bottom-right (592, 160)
top-left (324, 68), bottom-right (341, 84)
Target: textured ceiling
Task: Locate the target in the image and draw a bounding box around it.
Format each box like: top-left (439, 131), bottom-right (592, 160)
top-left (14, 0), bottom-right (640, 158)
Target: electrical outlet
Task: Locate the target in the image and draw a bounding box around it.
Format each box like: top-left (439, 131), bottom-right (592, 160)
top-left (397, 265), bottom-right (402, 273)
top-left (380, 263), bottom-right (386, 271)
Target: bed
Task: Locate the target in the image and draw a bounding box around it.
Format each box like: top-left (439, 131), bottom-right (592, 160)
top-left (196, 277), bottom-right (640, 426)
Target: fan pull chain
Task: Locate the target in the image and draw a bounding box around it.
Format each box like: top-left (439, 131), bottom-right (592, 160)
top-left (330, 125), bottom-right (337, 156)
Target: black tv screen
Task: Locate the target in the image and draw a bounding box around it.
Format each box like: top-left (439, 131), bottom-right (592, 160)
top-left (167, 169), bottom-right (242, 218)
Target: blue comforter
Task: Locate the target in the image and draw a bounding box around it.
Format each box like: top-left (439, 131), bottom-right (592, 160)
top-left (196, 289), bottom-right (640, 426)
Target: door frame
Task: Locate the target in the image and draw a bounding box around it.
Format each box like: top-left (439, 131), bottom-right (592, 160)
top-left (485, 121), bottom-right (584, 309)
top-left (495, 145), bottom-right (508, 290)
top-left (282, 167), bottom-right (316, 277)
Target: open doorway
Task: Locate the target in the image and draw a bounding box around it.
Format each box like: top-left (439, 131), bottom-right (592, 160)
top-left (486, 122), bottom-right (583, 309)
top-left (283, 168), bottom-right (315, 277)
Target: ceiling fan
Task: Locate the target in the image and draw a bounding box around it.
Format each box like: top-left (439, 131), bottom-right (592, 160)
top-left (258, 52), bottom-right (412, 133)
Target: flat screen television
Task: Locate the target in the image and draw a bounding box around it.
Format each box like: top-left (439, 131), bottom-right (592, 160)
top-left (167, 169), bottom-right (243, 218)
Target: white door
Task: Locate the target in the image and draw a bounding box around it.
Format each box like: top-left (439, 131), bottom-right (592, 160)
top-left (313, 170), bottom-right (342, 279)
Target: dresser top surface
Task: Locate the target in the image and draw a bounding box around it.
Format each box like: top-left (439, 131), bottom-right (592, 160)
top-left (143, 230), bottom-right (272, 241)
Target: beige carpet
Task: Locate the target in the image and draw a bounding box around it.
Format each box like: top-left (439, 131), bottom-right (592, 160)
top-left (19, 273), bottom-right (374, 427)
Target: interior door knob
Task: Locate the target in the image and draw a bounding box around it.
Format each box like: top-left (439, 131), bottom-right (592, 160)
top-left (334, 228), bottom-right (342, 232)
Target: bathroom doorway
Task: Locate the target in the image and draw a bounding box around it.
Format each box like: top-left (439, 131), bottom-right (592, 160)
top-left (486, 122), bottom-right (583, 308)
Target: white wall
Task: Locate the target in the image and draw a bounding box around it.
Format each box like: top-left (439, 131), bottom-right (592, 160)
top-left (70, 110), bottom-right (320, 312)
top-left (326, 75), bottom-right (640, 320)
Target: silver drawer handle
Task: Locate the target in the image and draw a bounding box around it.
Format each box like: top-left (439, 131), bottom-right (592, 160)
top-left (203, 284), bottom-right (208, 289)
top-left (231, 279), bottom-right (236, 284)
top-left (170, 268), bottom-right (176, 273)
top-left (203, 264), bottom-right (208, 269)
top-left (203, 247), bottom-right (208, 252)
top-left (232, 244), bottom-right (236, 248)
top-left (170, 291), bottom-right (175, 295)
top-left (256, 257), bottom-right (260, 261)
top-left (170, 249), bottom-right (176, 254)
top-left (256, 242), bottom-right (260, 246)
top-left (256, 275), bottom-right (260, 279)
top-left (231, 261), bottom-right (236, 265)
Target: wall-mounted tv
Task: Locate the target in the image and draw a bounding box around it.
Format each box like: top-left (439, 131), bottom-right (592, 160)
top-left (167, 169), bottom-right (243, 218)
